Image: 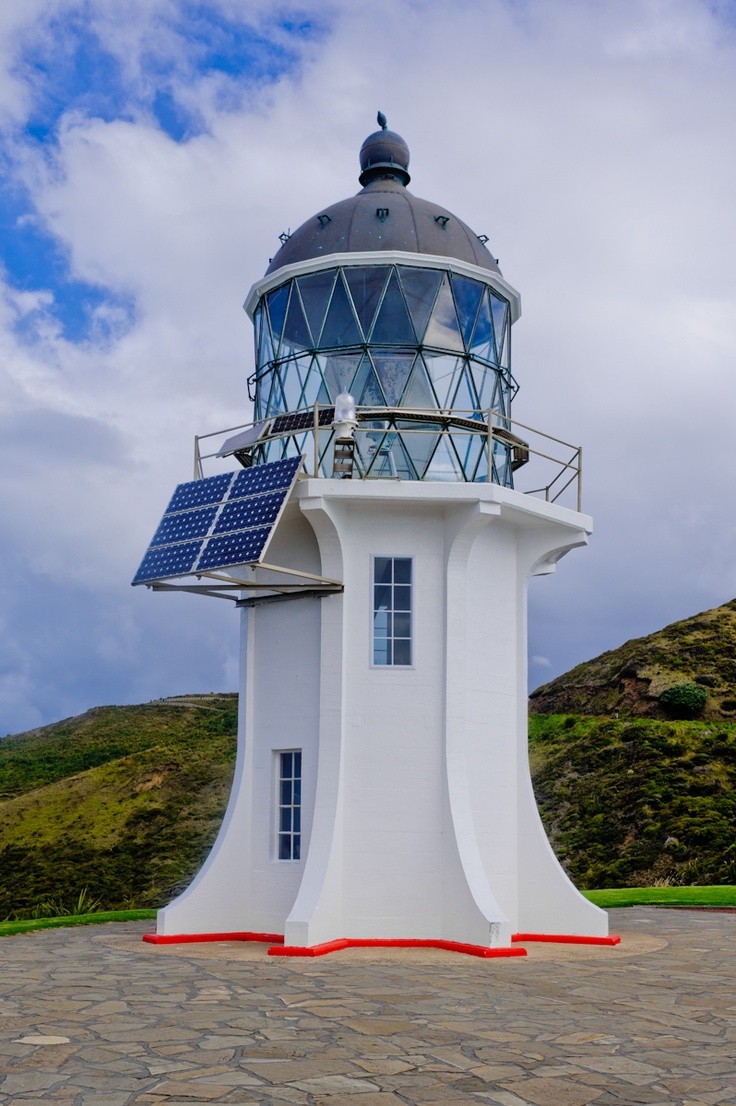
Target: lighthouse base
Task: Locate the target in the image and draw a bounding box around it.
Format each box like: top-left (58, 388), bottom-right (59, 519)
top-left (154, 479), bottom-right (607, 949)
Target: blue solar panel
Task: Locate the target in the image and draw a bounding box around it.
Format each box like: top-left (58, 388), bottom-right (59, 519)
top-left (213, 491), bottom-right (284, 534)
top-left (166, 472), bottom-right (233, 512)
top-left (152, 506), bottom-right (218, 546)
top-left (228, 456), bottom-right (303, 498)
top-left (133, 456), bottom-right (302, 585)
top-left (197, 528), bottom-right (273, 570)
top-left (134, 541), bottom-right (204, 584)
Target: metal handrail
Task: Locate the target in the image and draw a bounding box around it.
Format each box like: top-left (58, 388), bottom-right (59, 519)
top-left (194, 404), bottom-right (583, 511)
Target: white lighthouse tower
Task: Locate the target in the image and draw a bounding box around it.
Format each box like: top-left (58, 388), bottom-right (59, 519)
top-left (136, 117), bottom-right (608, 954)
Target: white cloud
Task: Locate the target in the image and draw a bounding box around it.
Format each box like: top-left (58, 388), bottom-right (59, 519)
top-left (1, 0), bottom-right (736, 730)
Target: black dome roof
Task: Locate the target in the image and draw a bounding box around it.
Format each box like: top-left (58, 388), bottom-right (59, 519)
top-left (265, 121), bottom-right (500, 278)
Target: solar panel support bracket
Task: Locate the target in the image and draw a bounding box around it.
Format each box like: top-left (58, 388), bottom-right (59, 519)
top-left (254, 561), bottom-right (342, 587)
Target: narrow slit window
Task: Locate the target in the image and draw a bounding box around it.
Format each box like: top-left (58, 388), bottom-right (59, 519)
top-left (373, 556), bottom-right (412, 666)
top-left (277, 750), bottom-right (302, 860)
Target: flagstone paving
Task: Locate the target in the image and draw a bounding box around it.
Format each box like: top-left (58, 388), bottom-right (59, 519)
top-left (0, 908), bottom-right (734, 1105)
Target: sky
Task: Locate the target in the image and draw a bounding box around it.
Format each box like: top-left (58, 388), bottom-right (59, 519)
top-left (1, 0), bottom-right (735, 734)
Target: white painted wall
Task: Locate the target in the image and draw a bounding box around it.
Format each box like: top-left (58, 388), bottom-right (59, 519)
top-left (158, 478), bottom-right (607, 944)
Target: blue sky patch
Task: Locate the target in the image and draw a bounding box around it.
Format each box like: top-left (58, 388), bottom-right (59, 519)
top-left (1, 177), bottom-right (135, 344)
top-left (1, 3), bottom-right (329, 341)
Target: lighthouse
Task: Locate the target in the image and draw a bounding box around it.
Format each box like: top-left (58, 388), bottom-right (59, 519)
top-left (135, 117), bottom-right (608, 953)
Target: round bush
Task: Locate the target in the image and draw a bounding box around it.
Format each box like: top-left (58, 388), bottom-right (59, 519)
top-left (659, 683), bottom-right (708, 719)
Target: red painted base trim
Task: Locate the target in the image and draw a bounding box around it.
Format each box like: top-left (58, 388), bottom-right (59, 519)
top-left (268, 937), bottom-right (528, 959)
top-left (511, 932), bottom-right (622, 946)
top-left (142, 931), bottom-right (284, 945)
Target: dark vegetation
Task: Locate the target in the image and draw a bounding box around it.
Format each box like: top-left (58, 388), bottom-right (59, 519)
top-left (530, 598), bottom-right (736, 720)
top-left (529, 714), bottom-right (736, 889)
top-left (0, 696), bottom-right (237, 918)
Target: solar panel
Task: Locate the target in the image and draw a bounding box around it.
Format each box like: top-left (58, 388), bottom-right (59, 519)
top-left (271, 408), bottom-right (334, 435)
top-left (133, 455), bottom-right (302, 585)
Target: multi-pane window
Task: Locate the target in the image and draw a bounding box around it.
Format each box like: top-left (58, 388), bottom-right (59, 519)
top-left (373, 557), bottom-right (412, 666)
top-left (277, 751), bottom-right (302, 860)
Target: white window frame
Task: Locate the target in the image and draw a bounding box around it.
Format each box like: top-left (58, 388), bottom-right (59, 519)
top-left (371, 555), bottom-right (413, 668)
top-left (274, 749), bottom-right (302, 861)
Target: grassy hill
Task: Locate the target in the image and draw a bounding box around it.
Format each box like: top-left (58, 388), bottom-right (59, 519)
top-left (529, 714), bottom-right (736, 889)
top-left (3, 595), bottom-right (736, 917)
top-left (527, 599), bottom-right (736, 888)
top-left (530, 598), bottom-right (736, 719)
top-left (0, 695), bottom-right (237, 918)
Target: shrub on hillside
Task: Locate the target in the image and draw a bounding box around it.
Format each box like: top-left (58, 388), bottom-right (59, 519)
top-left (659, 683), bottom-right (708, 720)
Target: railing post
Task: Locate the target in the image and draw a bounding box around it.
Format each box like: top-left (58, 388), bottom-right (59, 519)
top-left (194, 435), bottom-right (200, 480)
top-left (577, 445), bottom-right (583, 512)
top-left (487, 410), bottom-right (493, 484)
top-left (313, 403), bottom-right (319, 477)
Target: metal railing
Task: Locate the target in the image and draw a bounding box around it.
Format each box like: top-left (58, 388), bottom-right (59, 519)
top-left (193, 405), bottom-right (583, 511)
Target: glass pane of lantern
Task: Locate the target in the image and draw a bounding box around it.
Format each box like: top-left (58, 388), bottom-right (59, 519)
top-left (266, 284), bottom-right (290, 347)
top-left (424, 353), bottom-right (463, 407)
top-left (321, 352), bottom-right (362, 400)
top-left (352, 356), bottom-right (387, 406)
top-left (370, 270), bottom-right (416, 343)
top-left (320, 271), bottom-right (362, 348)
top-left (265, 371), bottom-right (286, 416)
top-left (297, 270), bottom-right (337, 345)
top-left (450, 365), bottom-right (480, 416)
top-left (491, 294), bottom-right (508, 365)
top-left (424, 435), bottom-right (464, 481)
top-left (281, 363), bottom-right (303, 412)
top-left (402, 359), bottom-right (436, 410)
top-left (469, 290), bottom-right (495, 363)
top-left (280, 283), bottom-right (311, 355)
top-left (397, 421), bottom-right (440, 478)
top-left (398, 266), bottom-right (443, 340)
top-left (371, 349), bottom-right (415, 405)
top-left (423, 275), bottom-right (464, 352)
top-left (472, 364), bottom-right (498, 412)
top-left (453, 432), bottom-right (485, 481)
top-left (366, 432), bottom-right (416, 480)
top-left (451, 275), bottom-right (484, 348)
top-left (258, 318), bottom-right (274, 368)
top-left (299, 361), bottom-right (330, 408)
top-left (344, 266), bottom-right (390, 338)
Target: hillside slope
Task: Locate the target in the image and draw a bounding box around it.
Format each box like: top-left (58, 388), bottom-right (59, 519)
top-left (0, 695), bottom-right (237, 916)
top-left (530, 714), bottom-right (736, 888)
top-left (530, 599), bottom-right (736, 719)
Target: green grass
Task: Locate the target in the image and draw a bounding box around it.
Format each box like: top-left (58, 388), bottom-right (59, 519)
top-left (584, 885), bottom-right (736, 908)
top-left (2, 890), bottom-right (734, 938)
top-left (0, 909), bottom-right (157, 937)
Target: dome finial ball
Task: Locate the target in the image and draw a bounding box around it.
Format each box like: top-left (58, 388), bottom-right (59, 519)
top-left (359, 113), bottom-right (411, 187)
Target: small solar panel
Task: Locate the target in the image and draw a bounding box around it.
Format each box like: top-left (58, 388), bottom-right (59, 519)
top-left (271, 408), bottom-right (334, 435)
top-left (133, 455), bottom-right (302, 585)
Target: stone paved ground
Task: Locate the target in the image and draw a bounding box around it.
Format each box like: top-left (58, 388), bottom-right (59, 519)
top-left (0, 908), bottom-right (734, 1106)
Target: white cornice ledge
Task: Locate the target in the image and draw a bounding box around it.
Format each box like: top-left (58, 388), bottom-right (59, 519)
top-left (243, 251), bottom-right (522, 323)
